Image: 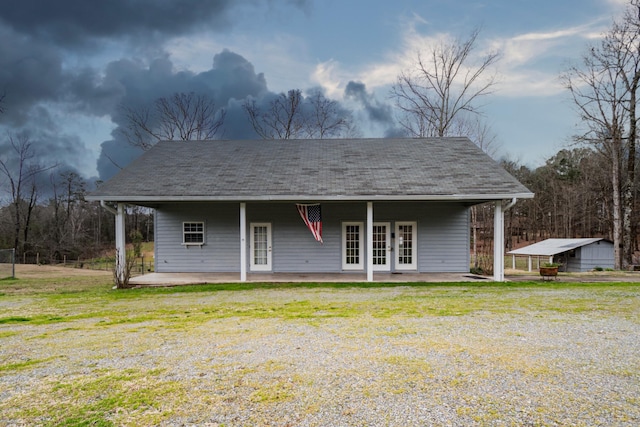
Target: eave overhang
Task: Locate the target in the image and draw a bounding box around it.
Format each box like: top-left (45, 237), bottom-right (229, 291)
top-left (87, 192), bottom-right (535, 204)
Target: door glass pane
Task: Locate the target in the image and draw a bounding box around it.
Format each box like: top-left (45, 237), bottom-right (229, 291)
top-left (373, 224), bottom-right (387, 265)
top-left (253, 226), bottom-right (268, 265)
top-left (345, 224), bottom-right (360, 265)
top-left (398, 224), bottom-right (413, 265)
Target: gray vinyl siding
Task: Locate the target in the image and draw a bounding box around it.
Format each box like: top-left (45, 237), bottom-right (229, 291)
top-left (374, 202), bottom-right (470, 273)
top-left (154, 201), bottom-right (471, 274)
top-left (155, 203), bottom-right (240, 273)
top-left (249, 203), bottom-right (359, 273)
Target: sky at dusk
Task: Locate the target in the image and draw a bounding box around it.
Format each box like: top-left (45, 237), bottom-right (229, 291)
top-left (0, 0), bottom-right (630, 183)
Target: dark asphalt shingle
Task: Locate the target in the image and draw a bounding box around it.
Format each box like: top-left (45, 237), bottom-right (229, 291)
top-left (88, 138), bottom-right (533, 202)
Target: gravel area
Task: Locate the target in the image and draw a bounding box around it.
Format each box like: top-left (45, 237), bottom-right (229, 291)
top-left (0, 285), bottom-right (639, 426)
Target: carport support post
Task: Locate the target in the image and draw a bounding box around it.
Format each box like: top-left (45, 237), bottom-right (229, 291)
top-left (367, 202), bottom-right (373, 282)
top-left (240, 203), bottom-right (247, 282)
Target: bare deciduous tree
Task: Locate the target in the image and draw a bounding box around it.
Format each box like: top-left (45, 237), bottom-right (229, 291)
top-left (243, 89), bottom-right (355, 139)
top-left (392, 28), bottom-right (500, 273)
top-left (244, 89), bottom-right (304, 139)
top-left (609, 2), bottom-right (640, 267)
top-left (303, 89), bottom-right (355, 139)
top-left (391, 28), bottom-right (500, 138)
top-left (121, 92), bottom-right (226, 150)
top-left (46, 171), bottom-right (89, 261)
top-left (0, 135), bottom-right (56, 256)
top-left (562, 1), bottom-right (640, 269)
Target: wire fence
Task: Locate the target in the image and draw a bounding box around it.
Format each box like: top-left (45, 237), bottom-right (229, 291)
top-left (0, 248), bottom-right (16, 279)
top-left (17, 253), bottom-right (154, 276)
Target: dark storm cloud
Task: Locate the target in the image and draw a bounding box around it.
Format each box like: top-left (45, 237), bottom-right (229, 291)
top-left (96, 50), bottom-right (269, 180)
top-left (197, 50), bottom-right (270, 103)
top-left (0, 1), bottom-right (313, 48)
top-left (345, 81), bottom-right (396, 126)
top-left (0, 0), bottom-right (235, 47)
top-left (0, 26), bottom-right (69, 126)
top-left (0, 0), bottom-right (319, 194)
top-left (344, 81), bottom-right (404, 137)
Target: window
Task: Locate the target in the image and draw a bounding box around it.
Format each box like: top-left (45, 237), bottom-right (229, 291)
top-left (183, 222), bottom-right (205, 245)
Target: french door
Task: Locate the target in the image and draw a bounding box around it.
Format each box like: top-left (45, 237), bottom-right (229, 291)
top-left (250, 223), bottom-right (272, 271)
top-left (343, 221), bottom-right (416, 271)
top-left (342, 222), bottom-right (363, 270)
top-left (395, 221), bottom-right (417, 270)
top-left (372, 222), bottom-right (391, 271)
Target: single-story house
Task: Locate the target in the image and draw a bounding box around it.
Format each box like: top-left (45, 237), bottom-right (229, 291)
top-left (87, 138), bottom-right (534, 282)
top-left (508, 238), bottom-right (614, 272)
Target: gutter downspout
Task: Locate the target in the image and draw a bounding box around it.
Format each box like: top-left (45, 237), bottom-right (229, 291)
top-left (100, 200), bottom-right (117, 215)
top-left (100, 200), bottom-right (126, 284)
top-left (504, 197), bottom-right (517, 212)
top-left (493, 198), bottom-right (517, 282)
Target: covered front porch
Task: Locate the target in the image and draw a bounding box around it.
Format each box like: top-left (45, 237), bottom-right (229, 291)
top-left (111, 199), bottom-right (516, 284)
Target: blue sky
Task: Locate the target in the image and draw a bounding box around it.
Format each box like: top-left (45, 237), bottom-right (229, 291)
top-left (0, 0), bottom-right (629, 181)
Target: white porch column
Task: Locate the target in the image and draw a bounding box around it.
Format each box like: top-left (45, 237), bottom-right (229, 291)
top-left (367, 202), bottom-right (373, 282)
top-left (240, 203), bottom-right (247, 282)
top-left (493, 200), bottom-right (504, 281)
top-left (528, 256), bottom-right (532, 272)
top-left (115, 203), bottom-right (126, 283)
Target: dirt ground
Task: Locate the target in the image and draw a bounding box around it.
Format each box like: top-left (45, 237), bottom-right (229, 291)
top-left (505, 268), bottom-right (640, 282)
top-left (12, 264), bottom-right (112, 279)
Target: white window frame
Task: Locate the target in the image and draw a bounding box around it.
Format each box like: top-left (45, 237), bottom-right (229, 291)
top-left (182, 221), bottom-right (205, 246)
top-left (395, 221), bottom-right (417, 270)
top-left (342, 221), bottom-right (364, 270)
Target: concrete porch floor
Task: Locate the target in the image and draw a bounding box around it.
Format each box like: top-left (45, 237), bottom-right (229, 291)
top-left (128, 272), bottom-right (492, 286)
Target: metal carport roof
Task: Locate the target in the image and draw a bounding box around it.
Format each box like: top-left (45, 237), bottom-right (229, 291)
top-left (508, 238), bottom-right (607, 257)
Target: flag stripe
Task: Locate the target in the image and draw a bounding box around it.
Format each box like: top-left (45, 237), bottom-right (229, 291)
top-left (296, 204), bottom-right (323, 243)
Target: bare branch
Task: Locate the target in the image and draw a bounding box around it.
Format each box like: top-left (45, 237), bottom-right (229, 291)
top-left (390, 27), bottom-right (500, 138)
top-left (120, 92), bottom-right (225, 150)
top-left (243, 89), bottom-right (354, 140)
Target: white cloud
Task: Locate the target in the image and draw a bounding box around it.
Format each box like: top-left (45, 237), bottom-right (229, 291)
top-left (309, 11), bottom-right (614, 101)
top-left (310, 16), bottom-right (444, 98)
top-left (491, 20), bottom-right (611, 97)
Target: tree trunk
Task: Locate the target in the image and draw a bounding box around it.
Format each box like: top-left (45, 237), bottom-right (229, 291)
top-left (613, 145), bottom-right (623, 270)
top-left (623, 71), bottom-right (639, 268)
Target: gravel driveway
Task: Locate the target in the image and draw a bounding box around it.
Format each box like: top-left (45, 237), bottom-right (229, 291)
top-left (0, 283), bottom-right (639, 426)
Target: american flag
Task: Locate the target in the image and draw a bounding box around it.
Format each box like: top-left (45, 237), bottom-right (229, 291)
top-left (296, 204), bottom-right (323, 243)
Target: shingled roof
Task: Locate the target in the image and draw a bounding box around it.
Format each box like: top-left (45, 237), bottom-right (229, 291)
top-left (88, 137), bottom-right (533, 204)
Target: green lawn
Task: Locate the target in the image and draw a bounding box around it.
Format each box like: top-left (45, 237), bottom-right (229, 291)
top-left (1, 275), bottom-right (639, 426)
